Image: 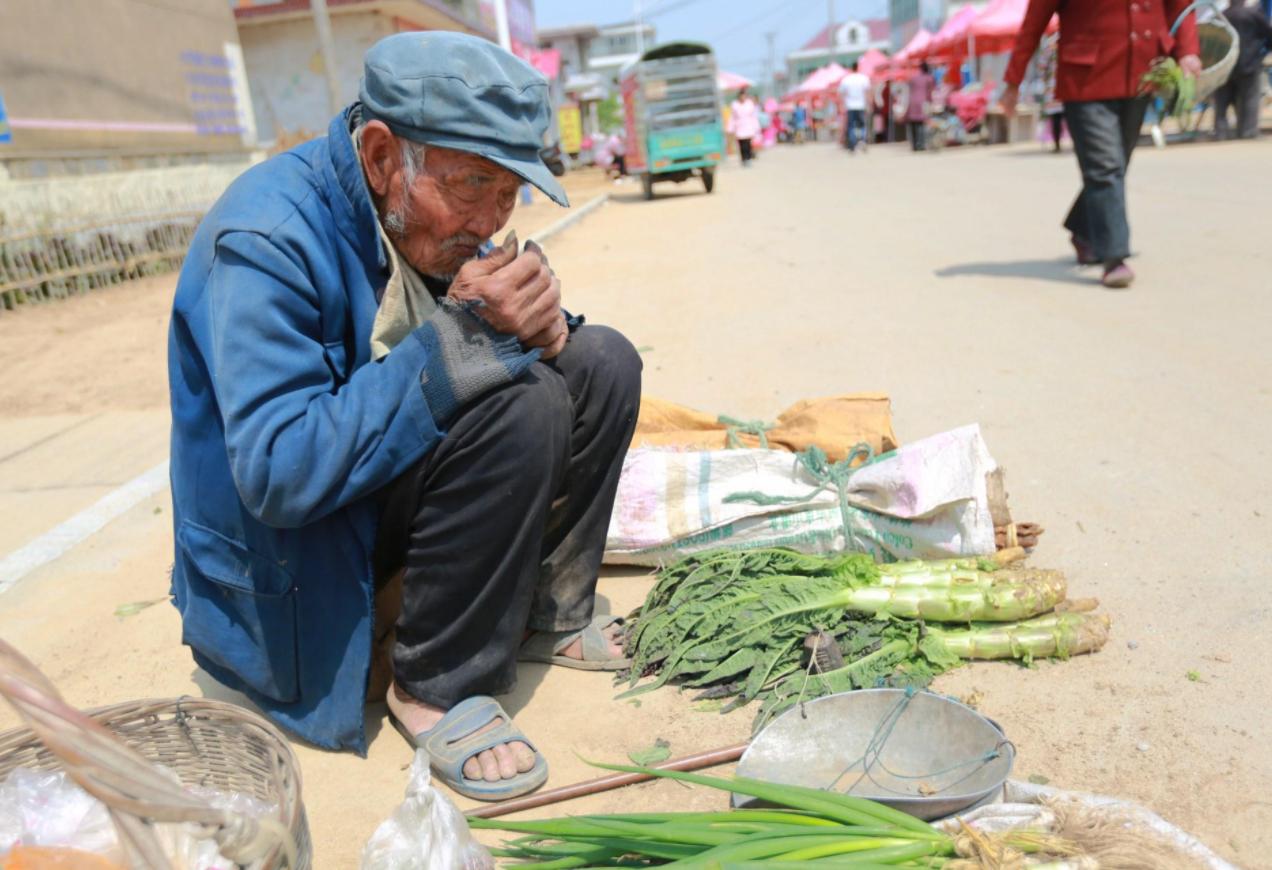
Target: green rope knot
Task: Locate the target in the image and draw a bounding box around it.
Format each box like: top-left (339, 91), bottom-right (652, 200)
top-left (717, 415), bottom-right (774, 450)
top-left (723, 442), bottom-right (877, 551)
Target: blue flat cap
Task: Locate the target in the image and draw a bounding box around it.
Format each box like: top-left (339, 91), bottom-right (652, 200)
top-left (360, 31), bottom-right (568, 207)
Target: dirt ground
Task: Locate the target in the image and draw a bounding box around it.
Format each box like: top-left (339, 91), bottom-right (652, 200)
top-left (1, 140), bottom-right (1270, 868)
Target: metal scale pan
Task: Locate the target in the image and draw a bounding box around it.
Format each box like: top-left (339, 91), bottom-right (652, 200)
top-left (734, 689), bottom-right (1014, 820)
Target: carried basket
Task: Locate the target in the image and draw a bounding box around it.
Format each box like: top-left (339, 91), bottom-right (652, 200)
top-left (1173, 1), bottom-right (1239, 102)
top-left (0, 639), bottom-right (310, 869)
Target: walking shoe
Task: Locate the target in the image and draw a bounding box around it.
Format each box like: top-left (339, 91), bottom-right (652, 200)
top-left (1101, 261), bottom-right (1135, 289)
top-left (1070, 235), bottom-right (1099, 266)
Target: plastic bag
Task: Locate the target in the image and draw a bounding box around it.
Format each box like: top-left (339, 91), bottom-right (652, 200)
top-left (156, 786), bottom-right (280, 870)
top-left (361, 751), bottom-right (494, 870)
top-left (933, 780), bottom-right (1237, 870)
top-left (0, 769), bottom-right (122, 865)
top-left (0, 766), bottom-right (281, 870)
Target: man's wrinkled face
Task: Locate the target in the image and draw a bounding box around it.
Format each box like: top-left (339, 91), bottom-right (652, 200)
top-left (367, 130), bottom-right (521, 278)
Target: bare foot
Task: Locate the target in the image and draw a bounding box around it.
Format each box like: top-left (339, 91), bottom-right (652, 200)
top-left (387, 682), bottom-right (535, 783)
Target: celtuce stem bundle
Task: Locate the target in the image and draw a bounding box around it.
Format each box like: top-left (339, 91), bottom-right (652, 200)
top-left (621, 549), bottom-right (1109, 728)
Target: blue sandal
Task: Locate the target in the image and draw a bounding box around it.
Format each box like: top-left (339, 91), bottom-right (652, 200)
top-left (390, 695), bottom-right (548, 801)
top-left (518, 614), bottom-right (632, 671)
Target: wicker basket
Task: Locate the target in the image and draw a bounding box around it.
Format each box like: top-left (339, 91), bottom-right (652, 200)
top-left (0, 639), bottom-right (310, 869)
top-left (1174, 1), bottom-right (1239, 103)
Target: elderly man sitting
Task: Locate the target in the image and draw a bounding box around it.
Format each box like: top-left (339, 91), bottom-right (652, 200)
top-left (168, 32), bottom-right (640, 800)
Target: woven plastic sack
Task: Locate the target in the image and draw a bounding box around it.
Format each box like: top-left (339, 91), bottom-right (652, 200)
top-left (606, 424), bottom-right (997, 566)
top-left (360, 751), bottom-right (493, 870)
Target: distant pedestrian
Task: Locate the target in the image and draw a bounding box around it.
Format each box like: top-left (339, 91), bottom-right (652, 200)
top-left (729, 87), bottom-right (761, 166)
top-left (838, 61), bottom-right (872, 152)
top-left (1033, 40), bottom-right (1065, 152)
top-left (1214, 0), bottom-right (1272, 140)
top-left (793, 103), bottom-right (808, 143)
top-left (906, 62), bottom-right (936, 151)
top-left (1003, 0), bottom-right (1200, 289)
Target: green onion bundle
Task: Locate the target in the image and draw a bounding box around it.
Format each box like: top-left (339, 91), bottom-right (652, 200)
top-left (1140, 57), bottom-right (1196, 126)
top-left (472, 763), bottom-right (1062, 867)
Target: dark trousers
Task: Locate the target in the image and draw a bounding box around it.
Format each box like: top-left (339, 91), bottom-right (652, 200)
top-left (373, 325), bottom-right (642, 709)
top-left (1214, 68), bottom-right (1264, 140)
top-left (738, 137), bottom-right (754, 163)
top-left (1062, 97), bottom-right (1149, 264)
top-left (908, 120), bottom-right (926, 151)
top-left (844, 110), bottom-right (866, 150)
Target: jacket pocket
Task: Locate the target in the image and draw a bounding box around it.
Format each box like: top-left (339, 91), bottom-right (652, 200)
top-left (177, 521), bottom-right (300, 703)
top-left (1060, 39), bottom-right (1099, 66)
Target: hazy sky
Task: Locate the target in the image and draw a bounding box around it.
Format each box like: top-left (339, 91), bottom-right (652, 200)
top-left (536, 0), bottom-right (889, 85)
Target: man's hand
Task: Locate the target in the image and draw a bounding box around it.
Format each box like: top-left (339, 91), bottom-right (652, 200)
top-left (520, 239), bottom-right (568, 360)
top-left (1179, 54), bottom-right (1202, 79)
top-left (1001, 83), bottom-right (1020, 118)
top-left (525, 311), bottom-right (568, 360)
top-left (448, 232), bottom-right (562, 353)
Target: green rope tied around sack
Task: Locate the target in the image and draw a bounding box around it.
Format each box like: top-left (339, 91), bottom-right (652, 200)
top-left (724, 442), bottom-right (876, 549)
top-left (717, 415), bottom-right (774, 449)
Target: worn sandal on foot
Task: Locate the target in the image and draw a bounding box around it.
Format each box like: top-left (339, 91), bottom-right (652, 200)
top-left (389, 695), bottom-right (548, 801)
top-left (518, 614), bottom-right (631, 671)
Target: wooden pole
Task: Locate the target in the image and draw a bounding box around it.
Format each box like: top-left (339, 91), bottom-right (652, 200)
top-left (466, 742), bottom-right (749, 819)
top-left (310, 0), bottom-right (342, 116)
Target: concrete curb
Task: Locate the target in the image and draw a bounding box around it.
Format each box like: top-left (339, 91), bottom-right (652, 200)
top-left (0, 460), bottom-right (170, 594)
top-left (528, 192), bottom-right (610, 245)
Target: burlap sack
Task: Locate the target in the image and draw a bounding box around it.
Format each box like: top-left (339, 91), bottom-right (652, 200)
top-left (632, 393), bottom-right (899, 462)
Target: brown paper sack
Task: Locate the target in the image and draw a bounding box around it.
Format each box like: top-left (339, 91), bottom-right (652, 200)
top-left (632, 393), bottom-right (899, 463)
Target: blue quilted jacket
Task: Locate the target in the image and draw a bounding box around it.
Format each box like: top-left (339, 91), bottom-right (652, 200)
top-left (169, 109), bottom-right (468, 753)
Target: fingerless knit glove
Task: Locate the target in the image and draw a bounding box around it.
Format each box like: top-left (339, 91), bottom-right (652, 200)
top-left (413, 298), bottom-right (540, 425)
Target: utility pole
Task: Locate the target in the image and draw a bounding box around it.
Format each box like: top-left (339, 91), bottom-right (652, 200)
top-left (635, 0), bottom-right (645, 57)
top-left (765, 30), bottom-right (777, 100)
top-left (311, 0), bottom-right (342, 115)
top-left (826, 0), bottom-right (836, 64)
top-left (494, 0), bottom-right (512, 51)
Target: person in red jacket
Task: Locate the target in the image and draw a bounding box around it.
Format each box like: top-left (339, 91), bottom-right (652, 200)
top-left (1002, 1), bottom-right (1200, 289)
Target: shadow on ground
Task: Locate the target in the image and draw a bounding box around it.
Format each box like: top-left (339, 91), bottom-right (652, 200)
top-left (935, 256), bottom-right (1095, 286)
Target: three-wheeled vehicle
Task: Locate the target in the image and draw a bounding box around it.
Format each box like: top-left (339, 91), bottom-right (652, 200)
top-left (620, 41), bottom-right (724, 200)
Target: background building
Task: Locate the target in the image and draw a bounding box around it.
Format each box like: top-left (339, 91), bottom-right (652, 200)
top-left (537, 20), bottom-right (656, 141)
top-left (786, 19), bottom-right (890, 84)
top-left (0, 0), bottom-right (254, 175)
top-left (0, 0), bottom-right (263, 309)
top-left (586, 20), bottom-right (657, 83)
top-left (233, 0), bottom-right (495, 146)
top-left (890, 0), bottom-right (949, 52)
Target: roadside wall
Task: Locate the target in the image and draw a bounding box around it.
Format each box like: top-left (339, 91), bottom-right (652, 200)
top-left (0, 0), bottom-right (254, 159)
top-left (240, 12), bottom-right (397, 146)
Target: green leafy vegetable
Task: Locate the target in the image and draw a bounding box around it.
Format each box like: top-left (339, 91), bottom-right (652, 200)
top-left (114, 597), bottom-right (166, 618)
top-left (628, 738), bottom-right (672, 766)
top-left (1141, 56), bottom-right (1197, 128)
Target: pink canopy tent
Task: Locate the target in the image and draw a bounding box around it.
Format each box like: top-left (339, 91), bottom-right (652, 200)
top-left (717, 70), bottom-right (754, 92)
top-left (856, 48), bottom-right (889, 79)
top-left (926, 4), bottom-right (980, 60)
top-left (894, 28), bottom-right (933, 64)
top-left (968, 0), bottom-right (1058, 55)
top-left (795, 61), bottom-right (848, 94)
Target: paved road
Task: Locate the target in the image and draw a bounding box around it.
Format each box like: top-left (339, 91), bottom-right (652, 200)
top-left (1, 139), bottom-right (1268, 866)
